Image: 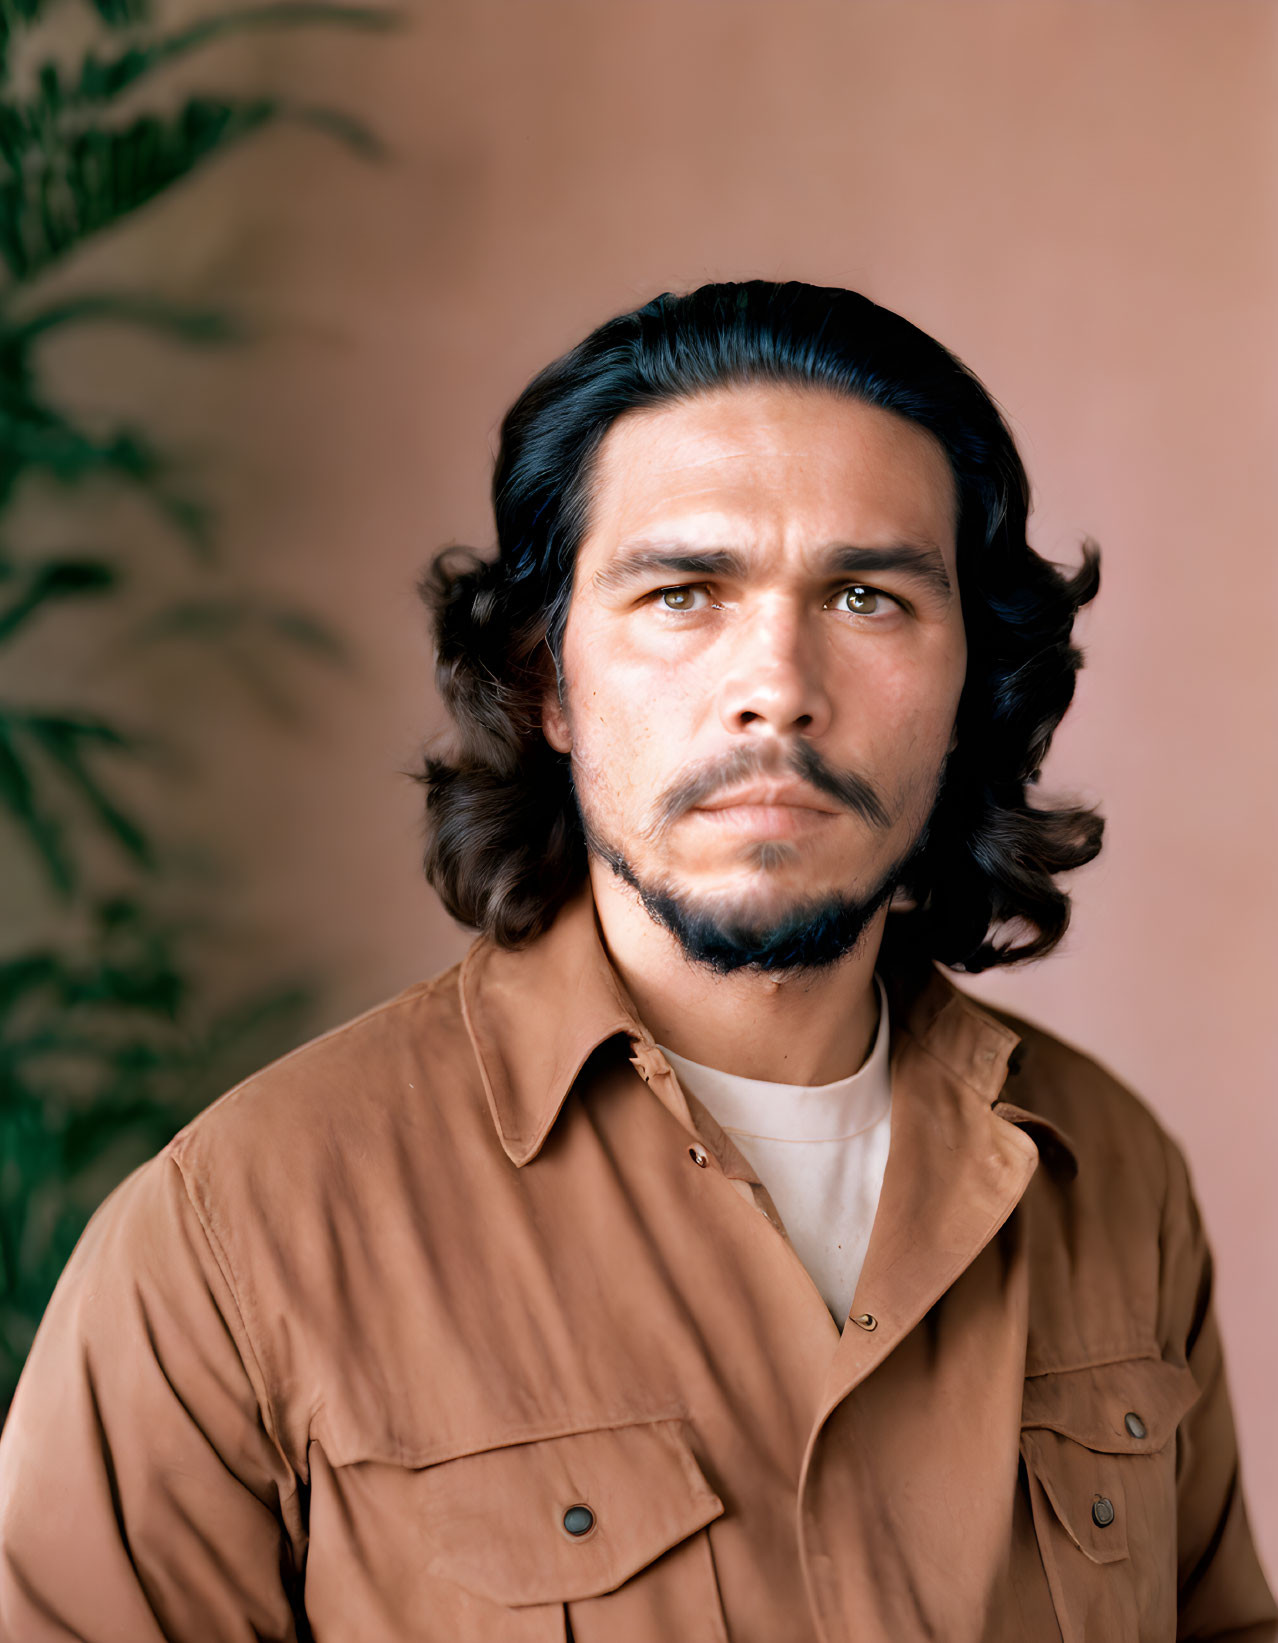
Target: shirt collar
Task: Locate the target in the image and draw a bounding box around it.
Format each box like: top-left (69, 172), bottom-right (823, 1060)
top-left (460, 886), bottom-right (1078, 1180)
top-left (460, 885), bottom-right (636, 1166)
top-left (877, 937), bottom-right (1079, 1180)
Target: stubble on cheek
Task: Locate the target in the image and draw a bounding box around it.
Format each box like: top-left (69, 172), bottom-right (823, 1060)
top-left (559, 708), bottom-right (643, 859)
top-left (561, 679), bottom-right (674, 845)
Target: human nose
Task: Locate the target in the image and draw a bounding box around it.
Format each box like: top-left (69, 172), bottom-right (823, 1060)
top-left (714, 603), bottom-right (832, 740)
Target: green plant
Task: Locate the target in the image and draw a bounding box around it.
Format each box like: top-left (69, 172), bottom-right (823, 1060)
top-left (0, 0), bottom-right (396, 1401)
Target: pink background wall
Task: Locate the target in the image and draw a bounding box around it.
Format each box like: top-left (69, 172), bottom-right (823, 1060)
top-left (32, 0), bottom-right (1277, 1578)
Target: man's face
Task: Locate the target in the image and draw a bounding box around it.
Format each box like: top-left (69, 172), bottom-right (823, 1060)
top-left (541, 382), bottom-right (967, 969)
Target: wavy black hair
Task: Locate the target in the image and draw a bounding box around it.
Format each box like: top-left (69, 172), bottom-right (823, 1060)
top-left (417, 280), bottom-right (1102, 972)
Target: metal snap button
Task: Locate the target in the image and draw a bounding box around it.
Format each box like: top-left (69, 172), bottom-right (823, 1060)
top-left (562, 1504), bottom-right (595, 1536)
top-left (851, 1313), bottom-right (878, 1332)
top-left (689, 1145), bottom-right (708, 1167)
top-left (1124, 1411), bottom-right (1147, 1440)
top-left (1092, 1497), bottom-right (1115, 1528)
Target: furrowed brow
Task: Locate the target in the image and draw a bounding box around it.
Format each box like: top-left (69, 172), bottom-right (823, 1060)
top-left (592, 544), bottom-right (748, 596)
top-left (826, 543), bottom-right (954, 599)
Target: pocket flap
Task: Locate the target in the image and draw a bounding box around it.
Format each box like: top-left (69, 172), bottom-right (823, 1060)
top-left (415, 1417), bottom-right (725, 1606)
top-left (1021, 1356), bottom-right (1200, 1454)
top-left (1020, 1356), bottom-right (1200, 1569)
top-left (1021, 1427), bottom-right (1132, 1564)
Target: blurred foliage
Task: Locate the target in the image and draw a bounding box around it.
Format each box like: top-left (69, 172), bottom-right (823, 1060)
top-left (0, 0), bottom-right (397, 1402)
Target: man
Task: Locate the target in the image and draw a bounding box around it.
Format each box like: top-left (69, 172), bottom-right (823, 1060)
top-left (0, 281), bottom-right (1272, 1641)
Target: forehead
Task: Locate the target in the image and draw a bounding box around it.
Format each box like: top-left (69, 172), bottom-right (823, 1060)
top-left (578, 382), bottom-right (959, 570)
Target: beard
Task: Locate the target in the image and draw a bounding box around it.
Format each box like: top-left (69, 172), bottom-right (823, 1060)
top-left (594, 844), bottom-right (905, 974)
top-left (577, 742), bottom-right (945, 977)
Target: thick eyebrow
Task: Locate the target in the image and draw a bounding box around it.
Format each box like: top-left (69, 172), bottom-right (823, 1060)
top-left (824, 543), bottom-right (953, 599)
top-left (592, 545), bottom-right (748, 596)
top-left (592, 539), bottom-right (953, 599)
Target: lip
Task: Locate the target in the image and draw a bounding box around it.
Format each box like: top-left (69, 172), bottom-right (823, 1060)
top-left (688, 783), bottom-right (842, 840)
top-left (693, 782), bottom-right (840, 815)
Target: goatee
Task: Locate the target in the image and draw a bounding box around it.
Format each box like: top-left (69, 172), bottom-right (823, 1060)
top-left (576, 739), bottom-right (946, 976)
top-left (597, 847), bottom-right (905, 974)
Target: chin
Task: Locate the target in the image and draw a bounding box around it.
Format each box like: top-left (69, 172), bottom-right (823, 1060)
top-left (639, 873), bottom-right (893, 976)
top-left (679, 860), bottom-right (860, 918)
top-left (591, 827), bottom-right (900, 974)
top-left (666, 872), bottom-right (873, 938)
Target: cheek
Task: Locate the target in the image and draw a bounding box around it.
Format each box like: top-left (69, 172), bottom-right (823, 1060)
top-left (849, 638), bottom-right (965, 768)
top-left (562, 627), bottom-right (709, 752)
top-left (559, 640), bottom-right (677, 806)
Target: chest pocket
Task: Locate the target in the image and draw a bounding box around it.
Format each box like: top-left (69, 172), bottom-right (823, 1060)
top-left (1020, 1356), bottom-right (1200, 1642)
top-left (413, 1416), bottom-right (729, 1641)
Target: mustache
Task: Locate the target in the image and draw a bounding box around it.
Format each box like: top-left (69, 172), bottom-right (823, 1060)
top-left (648, 743), bottom-right (892, 835)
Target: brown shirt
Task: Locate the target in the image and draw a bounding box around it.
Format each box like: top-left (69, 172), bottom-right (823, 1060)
top-left (0, 889), bottom-right (1273, 1642)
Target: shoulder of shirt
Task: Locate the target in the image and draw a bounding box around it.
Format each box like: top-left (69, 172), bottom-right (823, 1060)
top-left (163, 957), bottom-right (478, 1176)
top-left (969, 993), bottom-right (1188, 1182)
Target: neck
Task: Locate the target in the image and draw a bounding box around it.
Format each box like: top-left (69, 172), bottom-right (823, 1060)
top-left (589, 864), bottom-right (886, 1085)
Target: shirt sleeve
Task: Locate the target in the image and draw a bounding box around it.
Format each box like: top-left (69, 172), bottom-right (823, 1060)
top-left (0, 1150), bottom-right (305, 1642)
top-left (1157, 1131), bottom-right (1278, 1640)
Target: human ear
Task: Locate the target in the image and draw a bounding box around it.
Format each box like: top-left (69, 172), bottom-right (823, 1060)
top-left (542, 691), bottom-right (572, 754)
top-left (540, 652), bottom-right (572, 754)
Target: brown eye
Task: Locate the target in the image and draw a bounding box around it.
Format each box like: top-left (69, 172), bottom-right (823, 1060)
top-left (831, 585), bottom-right (881, 614)
top-left (660, 586), bottom-right (699, 610)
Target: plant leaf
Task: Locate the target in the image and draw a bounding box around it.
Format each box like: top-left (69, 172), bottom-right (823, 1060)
top-left (0, 953), bottom-right (63, 1019)
top-left (0, 97), bottom-right (279, 282)
top-left (0, 715), bottom-right (73, 894)
top-left (152, 489), bottom-right (216, 555)
top-left (0, 391), bottom-right (214, 555)
top-left (72, 3), bottom-right (401, 108)
top-left (21, 712), bottom-right (153, 870)
top-left (285, 102), bottom-right (386, 160)
top-left (87, 0), bottom-right (154, 27)
top-left (57, 1095), bottom-right (178, 1171)
top-left (0, 557), bottom-right (117, 641)
top-left (136, 593), bottom-right (348, 662)
top-left (263, 604), bottom-right (349, 662)
top-left (9, 293), bottom-right (243, 346)
top-left (0, 396), bottom-right (158, 503)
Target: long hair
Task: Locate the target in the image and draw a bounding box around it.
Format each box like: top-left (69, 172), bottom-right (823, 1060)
top-left (417, 281), bottom-right (1102, 973)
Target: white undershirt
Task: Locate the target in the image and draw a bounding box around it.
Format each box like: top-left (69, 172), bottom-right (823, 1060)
top-left (659, 975), bottom-right (892, 1329)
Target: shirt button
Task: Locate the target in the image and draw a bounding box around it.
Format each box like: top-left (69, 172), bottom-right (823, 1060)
top-left (689, 1146), bottom-right (709, 1167)
top-left (1124, 1411), bottom-right (1147, 1440)
top-left (562, 1505), bottom-right (595, 1536)
top-left (1092, 1497), bottom-right (1116, 1528)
